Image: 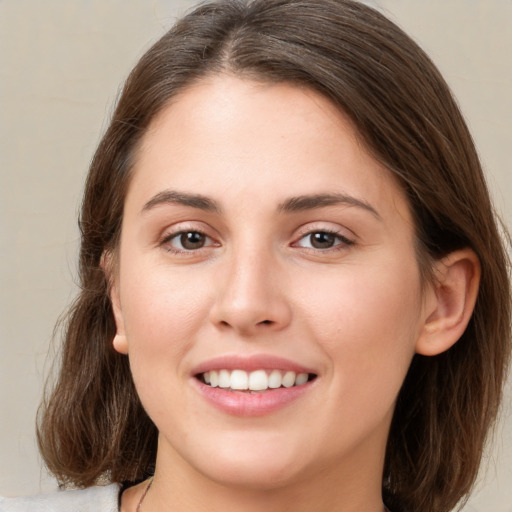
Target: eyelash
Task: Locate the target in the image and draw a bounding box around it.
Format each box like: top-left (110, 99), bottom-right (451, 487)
top-left (158, 227), bottom-right (355, 255)
top-left (159, 229), bottom-right (217, 254)
top-left (292, 228), bottom-right (355, 252)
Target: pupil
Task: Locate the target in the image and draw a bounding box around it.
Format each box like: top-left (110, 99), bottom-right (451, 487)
top-left (181, 232), bottom-right (205, 249)
top-left (311, 232), bottom-right (335, 249)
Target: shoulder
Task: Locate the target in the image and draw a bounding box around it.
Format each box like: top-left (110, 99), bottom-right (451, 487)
top-left (0, 483), bottom-right (121, 512)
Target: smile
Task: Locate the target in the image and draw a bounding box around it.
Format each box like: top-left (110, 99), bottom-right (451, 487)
top-left (192, 355), bottom-right (318, 416)
top-left (199, 369), bottom-right (315, 392)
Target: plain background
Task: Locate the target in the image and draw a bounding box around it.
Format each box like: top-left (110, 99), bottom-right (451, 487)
top-left (0, 1), bottom-right (511, 510)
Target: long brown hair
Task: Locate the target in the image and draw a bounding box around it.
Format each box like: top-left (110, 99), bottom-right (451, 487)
top-left (37, 1), bottom-right (511, 511)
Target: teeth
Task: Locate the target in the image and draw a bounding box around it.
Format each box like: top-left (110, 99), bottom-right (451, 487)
top-left (248, 369), bottom-right (268, 390)
top-left (202, 369), bottom-right (311, 391)
top-left (282, 371), bottom-right (295, 388)
top-left (230, 369), bottom-right (249, 390)
top-left (218, 369), bottom-right (231, 388)
top-left (268, 369), bottom-right (282, 388)
top-left (295, 372), bottom-right (309, 386)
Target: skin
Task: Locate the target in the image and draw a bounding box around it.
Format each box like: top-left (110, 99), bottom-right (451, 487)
top-left (112, 76), bottom-right (480, 512)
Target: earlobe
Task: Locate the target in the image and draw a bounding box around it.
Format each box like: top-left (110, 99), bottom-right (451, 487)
top-left (113, 333), bottom-right (129, 354)
top-left (416, 248), bottom-right (481, 356)
top-left (101, 250), bottom-right (129, 355)
top-left (111, 297), bottom-right (129, 355)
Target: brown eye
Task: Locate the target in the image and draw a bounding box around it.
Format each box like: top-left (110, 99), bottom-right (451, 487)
top-left (178, 231), bottom-right (206, 250)
top-left (309, 232), bottom-right (336, 249)
top-left (295, 230), bottom-right (353, 251)
top-left (164, 230), bottom-right (213, 252)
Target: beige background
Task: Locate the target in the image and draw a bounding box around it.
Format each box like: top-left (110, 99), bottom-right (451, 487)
top-left (0, 1), bottom-right (511, 510)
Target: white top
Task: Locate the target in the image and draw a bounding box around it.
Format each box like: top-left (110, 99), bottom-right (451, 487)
top-left (0, 484), bottom-right (121, 512)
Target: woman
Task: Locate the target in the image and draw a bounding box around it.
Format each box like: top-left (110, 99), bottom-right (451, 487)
top-left (1, 0), bottom-right (509, 511)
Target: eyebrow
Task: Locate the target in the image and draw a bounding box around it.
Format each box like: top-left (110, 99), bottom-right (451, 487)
top-left (278, 193), bottom-right (381, 219)
top-left (141, 189), bottom-right (380, 219)
top-left (141, 190), bottom-right (222, 214)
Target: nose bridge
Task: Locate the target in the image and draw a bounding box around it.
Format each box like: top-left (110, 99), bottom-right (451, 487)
top-left (210, 239), bottom-right (290, 334)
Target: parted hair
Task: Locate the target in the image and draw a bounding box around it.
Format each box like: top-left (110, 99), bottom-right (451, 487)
top-left (37, 1), bottom-right (511, 511)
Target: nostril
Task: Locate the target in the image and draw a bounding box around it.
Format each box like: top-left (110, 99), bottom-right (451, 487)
top-left (259, 320), bottom-right (272, 325)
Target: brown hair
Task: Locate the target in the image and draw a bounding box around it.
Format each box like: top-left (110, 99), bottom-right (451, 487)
top-left (37, 1), bottom-right (511, 510)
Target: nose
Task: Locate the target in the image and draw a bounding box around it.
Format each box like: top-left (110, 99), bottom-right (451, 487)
top-left (209, 247), bottom-right (292, 336)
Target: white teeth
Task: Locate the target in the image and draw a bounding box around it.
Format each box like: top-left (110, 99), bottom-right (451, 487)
top-left (295, 372), bottom-right (308, 386)
top-left (201, 369), bottom-right (312, 391)
top-left (248, 370), bottom-right (268, 391)
top-left (218, 369), bottom-right (231, 388)
top-left (268, 369), bottom-right (282, 388)
top-left (282, 371), bottom-right (295, 388)
top-left (230, 369), bottom-right (249, 390)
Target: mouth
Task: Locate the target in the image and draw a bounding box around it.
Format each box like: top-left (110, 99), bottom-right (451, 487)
top-left (191, 355), bottom-right (318, 416)
top-left (196, 369), bottom-right (317, 393)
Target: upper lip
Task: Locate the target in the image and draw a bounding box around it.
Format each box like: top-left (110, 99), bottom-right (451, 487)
top-left (191, 354), bottom-right (317, 376)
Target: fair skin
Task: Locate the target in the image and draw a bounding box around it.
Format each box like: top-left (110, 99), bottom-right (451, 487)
top-left (112, 76), bottom-right (480, 512)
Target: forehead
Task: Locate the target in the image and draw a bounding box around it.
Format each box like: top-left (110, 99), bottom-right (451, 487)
top-left (128, 75), bottom-right (411, 222)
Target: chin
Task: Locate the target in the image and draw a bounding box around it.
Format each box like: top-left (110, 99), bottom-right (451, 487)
top-left (188, 431), bottom-right (312, 491)
top-left (201, 457), bottom-right (306, 491)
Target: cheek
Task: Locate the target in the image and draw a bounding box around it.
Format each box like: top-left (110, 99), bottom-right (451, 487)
top-left (300, 260), bottom-right (422, 387)
top-left (118, 268), bottom-right (207, 423)
top-left (121, 261), bottom-right (210, 343)
top-left (117, 262), bottom-right (216, 406)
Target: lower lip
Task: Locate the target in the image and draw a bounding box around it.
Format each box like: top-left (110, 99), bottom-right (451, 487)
top-left (193, 379), bottom-right (314, 417)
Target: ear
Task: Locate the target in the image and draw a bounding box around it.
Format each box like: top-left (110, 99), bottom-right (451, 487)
top-left (101, 251), bottom-right (129, 355)
top-left (416, 248), bottom-right (481, 356)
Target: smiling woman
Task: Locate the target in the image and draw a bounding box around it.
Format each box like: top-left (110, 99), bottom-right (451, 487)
top-left (110, 80), bottom-right (431, 487)
top-left (1, 1), bottom-right (510, 512)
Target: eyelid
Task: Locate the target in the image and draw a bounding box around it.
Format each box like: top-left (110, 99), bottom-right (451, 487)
top-left (162, 230), bottom-right (214, 246)
top-left (158, 222), bottom-right (220, 253)
top-left (291, 223), bottom-right (356, 251)
top-left (293, 222), bottom-right (355, 241)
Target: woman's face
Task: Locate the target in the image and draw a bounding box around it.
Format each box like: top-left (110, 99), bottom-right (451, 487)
top-left (112, 76), bottom-right (431, 491)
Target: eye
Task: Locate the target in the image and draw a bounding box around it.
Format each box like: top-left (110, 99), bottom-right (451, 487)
top-left (163, 230), bottom-right (215, 252)
top-left (295, 230), bottom-right (352, 250)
